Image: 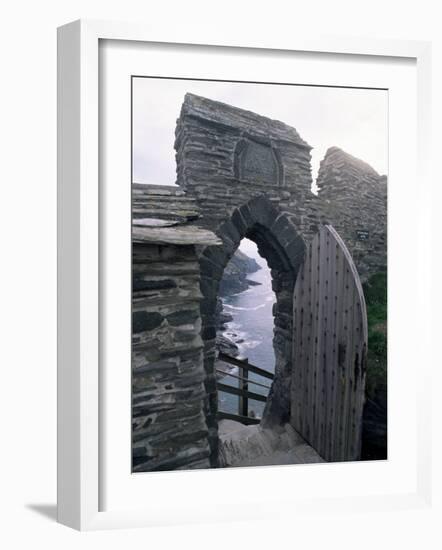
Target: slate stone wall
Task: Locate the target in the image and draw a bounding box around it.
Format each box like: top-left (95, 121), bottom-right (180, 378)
top-left (317, 146), bottom-right (387, 280)
top-left (132, 242), bottom-right (211, 471)
top-left (172, 94), bottom-right (387, 466)
top-left (174, 93), bottom-right (325, 236)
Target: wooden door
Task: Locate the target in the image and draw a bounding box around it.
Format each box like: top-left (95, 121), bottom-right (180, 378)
top-left (290, 225), bottom-right (368, 462)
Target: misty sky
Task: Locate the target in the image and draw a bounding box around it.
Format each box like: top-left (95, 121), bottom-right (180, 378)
top-left (132, 77), bottom-right (388, 190)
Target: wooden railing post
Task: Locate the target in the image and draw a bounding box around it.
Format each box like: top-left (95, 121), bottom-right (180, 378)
top-left (216, 353), bottom-right (274, 426)
top-left (239, 358), bottom-right (249, 417)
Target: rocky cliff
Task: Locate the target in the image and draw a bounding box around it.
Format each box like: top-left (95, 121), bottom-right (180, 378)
top-left (218, 249), bottom-right (261, 296)
top-left (215, 249), bottom-right (261, 363)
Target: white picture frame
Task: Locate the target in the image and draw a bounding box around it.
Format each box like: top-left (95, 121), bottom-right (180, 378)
top-left (57, 19), bottom-right (432, 531)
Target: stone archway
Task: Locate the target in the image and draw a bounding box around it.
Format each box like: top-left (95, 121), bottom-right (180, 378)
top-left (198, 195), bottom-right (306, 465)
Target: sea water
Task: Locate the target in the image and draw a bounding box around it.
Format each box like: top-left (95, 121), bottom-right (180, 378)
top-left (218, 241), bottom-right (276, 419)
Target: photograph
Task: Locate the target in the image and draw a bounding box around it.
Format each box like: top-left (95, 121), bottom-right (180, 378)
top-left (131, 77), bottom-right (388, 472)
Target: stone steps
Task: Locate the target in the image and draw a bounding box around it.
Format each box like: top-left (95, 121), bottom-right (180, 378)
top-left (218, 419), bottom-right (325, 468)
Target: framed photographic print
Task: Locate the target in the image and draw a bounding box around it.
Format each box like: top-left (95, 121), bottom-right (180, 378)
top-left (57, 19), bottom-right (432, 530)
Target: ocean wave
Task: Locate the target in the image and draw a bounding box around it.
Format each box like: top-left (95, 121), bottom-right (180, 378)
top-left (238, 339), bottom-right (261, 351)
top-left (222, 323), bottom-right (262, 351)
top-left (223, 303), bottom-right (267, 312)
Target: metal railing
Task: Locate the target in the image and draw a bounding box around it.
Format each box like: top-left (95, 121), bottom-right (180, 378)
top-left (216, 351), bottom-right (274, 425)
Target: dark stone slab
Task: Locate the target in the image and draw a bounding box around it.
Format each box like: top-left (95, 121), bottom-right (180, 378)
top-left (236, 139), bottom-right (280, 184)
top-left (166, 309), bottom-right (200, 326)
top-left (199, 256), bottom-right (224, 279)
top-left (270, 214), bottom-right (293, 239)
top-left (248, 195), bottom-right (280, 227)
top-left (201, 326), bottom-right (216, 341)
top-left (199, 297), bottom-right (217, 316)
top-left (201, 245), bottom-right (229, 270)
top-left (132, 311), bottom-right (163, 333)
top-left (132, 446), bottom-right (147, 458)
top-left (199, 276), bottom-right (219, 299)
top-left (238, 203), bottom-right (254, 229)
top-left (230, 208), bottom-right (248, 236)
top-left (218, 220), bottom-right (241, 247)
top-left (133, 277), bottom-right (177, 291)
top-left (133, 361), bottom-right (178, 376)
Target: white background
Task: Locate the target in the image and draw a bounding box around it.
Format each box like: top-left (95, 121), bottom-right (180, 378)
top-left (0, 0), bottom-right (441, 548)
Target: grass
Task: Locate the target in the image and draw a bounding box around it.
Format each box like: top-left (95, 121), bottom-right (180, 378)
top-left (362, 271), bottom-right (387, 401)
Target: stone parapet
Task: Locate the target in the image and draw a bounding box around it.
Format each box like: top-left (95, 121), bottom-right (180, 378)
top-left (132, 218), bottom-right (221, 471)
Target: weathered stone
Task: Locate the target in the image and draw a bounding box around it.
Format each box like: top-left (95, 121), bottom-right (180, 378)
top-left (132, 311), bottom-right (163, 333)
top-left (133, 448), bottom-right (210, 473)
top-left (218, 220), bottom-right (241, 247)
top-left (199, 298), bottom-right (217, 316)
top-left (270, 214), bottom-right (293, 240)
top-left (235, 139), bottom-right (280, 184)
top-left (230, 208), bottom-right (248, 236)
top-left (201, 326), bottom-right (216, 341)
top-left (133, 224), bottom-right (222, 246)
top-left (248, 195), bottom-right (279, 228)
top-left (132, 446), bottom-right (148, 459)
top-left (284, 238), bottom-right (306, 269)
top-left (201, 245), bottom-right (229, 269)
top-left (132, 236), bottom-right (212, 471)
top-left (132, 278), bottom-right (177, 291)
top-left (238, 203), bottom-right (254, 229)
top-left (133, 361), bottom-right (178, 376)
top-left (199, 276), bottom-right (219, 299)
top-left (316, 147), bottom-right (387, 280)
top-left (166, 309), bottom-right (199, 327)
top-left (198, 256), bottom-right (224, 279)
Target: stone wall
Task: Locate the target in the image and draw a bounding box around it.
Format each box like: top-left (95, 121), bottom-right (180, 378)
top-left (132, 192), bottom-right (220, 472)
top-left (174, 93), bottom-right (326, 238)
top-left (317, 146), bottom-right (387, 280)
